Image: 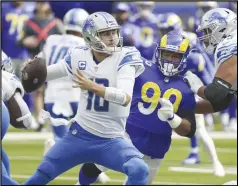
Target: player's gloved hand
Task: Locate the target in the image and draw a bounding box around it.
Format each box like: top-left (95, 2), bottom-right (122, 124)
top-left (39, 109), bottom-right (70, 127)
top-left (183, 71), bottom-right (204, 94)
top-left (72, 69), bottom-right (96, 90)
top-left (157, 98), bottom-right (182, 129)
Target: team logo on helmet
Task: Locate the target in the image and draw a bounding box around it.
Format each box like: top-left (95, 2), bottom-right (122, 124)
top-left (208, 12), bottom-right (228, 25)
top-left (83, 19), bottom-right (94, 34)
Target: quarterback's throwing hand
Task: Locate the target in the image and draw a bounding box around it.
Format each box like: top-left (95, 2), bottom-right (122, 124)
top-left (72, 69), bottom-right (95, 90)
top-left (183, 71), bottom-right (204, 94)
top-left (157, 98), bottom-right (174, 122)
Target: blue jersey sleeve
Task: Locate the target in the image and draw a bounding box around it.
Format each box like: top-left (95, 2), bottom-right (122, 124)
top-left (63, 49), bottom-right (73, 75)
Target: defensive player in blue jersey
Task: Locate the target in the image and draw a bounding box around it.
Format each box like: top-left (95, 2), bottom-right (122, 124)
top-left (156, 13), bottom-right (225, 176)
top-left (65, 30), bottom-right (198, 185)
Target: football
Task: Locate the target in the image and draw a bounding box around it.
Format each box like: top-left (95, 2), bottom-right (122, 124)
top-left (21, 57), bottom-right (47, 93)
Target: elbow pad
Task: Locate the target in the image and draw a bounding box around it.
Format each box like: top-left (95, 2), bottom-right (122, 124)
top-left (185, 119), bottom-right (196, 138)
top-left (204, 77), bottom-right (234, 112)
top-left (104, 87), bottom-right (127, 106)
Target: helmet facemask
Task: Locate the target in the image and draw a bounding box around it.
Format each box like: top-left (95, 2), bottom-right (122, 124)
top-left (197, 23), bottom-right (228, 54)
top-left (155, 47), bottom-right (187, 77)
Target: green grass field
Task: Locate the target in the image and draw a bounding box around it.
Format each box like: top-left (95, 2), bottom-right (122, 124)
top-left (2, 134), bottom-right (237, 185)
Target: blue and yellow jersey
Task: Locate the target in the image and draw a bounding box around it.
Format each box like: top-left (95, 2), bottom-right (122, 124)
top-left (126, 14), bottom-right (160, 60)
top-left (127, 59), bottom-right (196, 136)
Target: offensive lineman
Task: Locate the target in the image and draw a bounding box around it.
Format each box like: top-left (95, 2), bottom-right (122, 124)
top-left (22, 12), bottom-right (149, 185)
top-left (2, 51), bottom-right (33, 185)
top-left (184, 8), bottom-right (237, 114)
top-left (183, 8), bottom-right (237, 185)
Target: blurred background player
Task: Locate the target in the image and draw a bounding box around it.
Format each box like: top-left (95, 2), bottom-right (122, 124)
top-left (112, 3), bottom-right (140, 47)
top-left (122, 2), bottom-right (159, 60)
top-left (156, 13), bottom-right (225, 176)
top-left (38, 8), bottom-right (88, 152)
top-left (17, 2), bottom-right (65, 130)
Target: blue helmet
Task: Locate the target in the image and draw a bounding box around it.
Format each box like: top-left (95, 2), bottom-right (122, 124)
top-left (155, 30), bottom-right (191, 77)
top-left (1, 51), bottom-right (14, 73)
top-left (157, 13), bottom-right (183, 36)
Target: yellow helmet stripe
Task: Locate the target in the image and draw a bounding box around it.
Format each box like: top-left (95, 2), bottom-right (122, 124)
top-left (160, 35), bottom-right (167, 48)
top-left (179, 38), bottom-right (190, 52)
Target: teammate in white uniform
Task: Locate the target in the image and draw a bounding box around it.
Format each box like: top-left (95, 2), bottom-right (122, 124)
top-left (2, 51), bottom-right (32, 185)
top-left (23, 12), bottom-right (148, 185)
top-left (184, 8), bottom-right (237, 113)
top-left (183, 8), bottom-right (237, 185)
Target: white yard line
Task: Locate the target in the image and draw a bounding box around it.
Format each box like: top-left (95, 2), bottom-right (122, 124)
top-left (11, 174), bottom-right (210, 185)
top-left (4, 131), bottom-right (237, 141)
top-left (169, 166), bottom-right (237, 175)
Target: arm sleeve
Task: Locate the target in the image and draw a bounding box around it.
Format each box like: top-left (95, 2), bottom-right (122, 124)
top-left (46, 61), bottom-right (68, 81)
top-left (117, 65), bottom-right (136, 98)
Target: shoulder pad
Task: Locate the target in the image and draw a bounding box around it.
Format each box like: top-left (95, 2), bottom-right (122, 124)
top-left (215, 36), bottom-right (237, 66)
top-left (3, 71), bottom-right (24, 97)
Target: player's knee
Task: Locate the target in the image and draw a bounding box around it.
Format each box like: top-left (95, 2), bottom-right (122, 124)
top-left (37, 160), bottom-right (55, 178)
top-left (81, 163), bottom-right (102, 178)
top-left (123, 158), bottom-right (149, 180)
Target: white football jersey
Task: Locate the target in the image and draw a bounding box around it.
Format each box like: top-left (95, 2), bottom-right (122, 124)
top-left (43, 34), bottom-right (85, 103)
top-left (214, 30), bottom-right (237, 91)
top-left (2, 71), bottom-right (24, 101)
top-left (60, 46), bottom-right (144, 138)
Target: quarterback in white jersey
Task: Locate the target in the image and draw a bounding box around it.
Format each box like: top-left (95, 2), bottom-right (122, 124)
top-left (23, 12), bottom-right (149, 185)
top-left (184, 8), bottom-right (237, 114)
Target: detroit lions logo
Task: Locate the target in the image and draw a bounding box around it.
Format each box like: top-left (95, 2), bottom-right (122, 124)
top-left (208, 12), bottom-right (228, 25)
top-left (83, 19), bottom-right (94, 34)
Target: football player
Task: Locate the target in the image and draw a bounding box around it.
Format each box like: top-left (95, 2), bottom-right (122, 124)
top-left (156, 13), bottom-right (225, 176)
top-left (2, 51), bottom-right (33, 185)
top-left (38, 8), bottom-right (110, 184)
top-left (76, 30), bottom-right (199, 185)
top-left (124, 2), bottom-right (159, 60)
top-left (22, 12), bottom-right (148, 185)
top-left (184, 8), bottom-right (237, 114)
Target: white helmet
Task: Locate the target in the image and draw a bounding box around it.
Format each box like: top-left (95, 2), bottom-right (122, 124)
top-left (197, 8), bottom-right (237, 54)
top-left (63, 8), bottom-right (89, 33)
top-left (1, 51), bottom-right (14, 73)
top-left (82, 12), bottom-right (122, 55)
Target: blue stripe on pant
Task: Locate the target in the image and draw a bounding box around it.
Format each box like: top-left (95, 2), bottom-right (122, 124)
top-left (44, 102), bottom-right (78, 140)
top-left (23, 122), bottom-right (149, 185)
